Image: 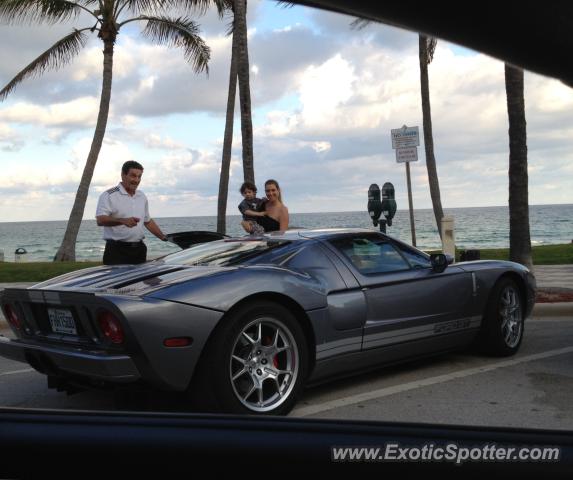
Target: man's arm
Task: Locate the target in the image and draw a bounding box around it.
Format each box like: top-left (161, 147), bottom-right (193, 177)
top-left (96, 215), bottom-right (140, 227)
top-left (144, 219), bottom-right (167, 241)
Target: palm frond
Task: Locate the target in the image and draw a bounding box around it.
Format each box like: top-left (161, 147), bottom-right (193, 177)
top-left (139, 16), bottom-right (210, 74)
top-left (350, 17), bottom-right (371, 30)
top-left (0, 0), bottom-right (85, 24)
top-left (225, 13), bottom-right (233, 36)
top-left (0, 28), bottom-right (88, 100)
top-left (123, 0), bottom-right (216, 16)
top-left (210, 0), bottom-right (231, 18)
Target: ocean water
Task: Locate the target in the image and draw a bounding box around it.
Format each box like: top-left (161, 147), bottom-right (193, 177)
top-left (0, 204), bottom-right (571, 262)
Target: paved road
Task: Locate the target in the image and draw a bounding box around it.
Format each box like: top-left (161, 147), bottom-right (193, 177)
top-left (292, 316), bottom-right (573, 430)
top-left (1, 316), bottom-right (572, 432)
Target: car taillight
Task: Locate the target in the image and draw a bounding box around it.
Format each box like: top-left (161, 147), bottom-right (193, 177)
top-left (97, 310), bottom-right (124, 344)
top-left (3, 304), bottom-right (21, 330)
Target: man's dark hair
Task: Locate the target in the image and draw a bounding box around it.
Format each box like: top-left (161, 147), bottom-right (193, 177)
top-left (122, 160), bottom-right (144, 175)
top-left (240, 181), bottom-right (257, 194)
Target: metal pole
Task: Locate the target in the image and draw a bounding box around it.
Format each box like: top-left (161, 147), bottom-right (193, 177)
top-left (405, 161), bottom-right (417, 246)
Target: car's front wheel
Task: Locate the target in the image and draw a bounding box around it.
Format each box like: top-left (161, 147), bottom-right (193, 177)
top-left (479, 277), bottom-right (524, 356)
top-left (192, 300), bottom-right (308, 415)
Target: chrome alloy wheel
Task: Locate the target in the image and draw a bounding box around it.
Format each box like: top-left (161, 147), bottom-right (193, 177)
top-left (229, 317), bottom-right (300, 413)
top-left (499, 285), bottom-right (523, 348)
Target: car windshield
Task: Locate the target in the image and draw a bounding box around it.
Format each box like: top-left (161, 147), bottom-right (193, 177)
top-left (160, 239), bottom-right (290, 267)
top-left (1, 0), bottom-right (573, 460)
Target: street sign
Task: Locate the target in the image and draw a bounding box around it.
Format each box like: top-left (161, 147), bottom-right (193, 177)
top-left (391, 125), bottom-right (420, 149)
top-left (389, 124), bottom-right (419, 246)
top-left (396, 146), bottom-right (418, 163)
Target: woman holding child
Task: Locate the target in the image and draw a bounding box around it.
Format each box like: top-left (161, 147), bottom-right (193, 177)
top-left (239, 179), bottom-right (289, 233)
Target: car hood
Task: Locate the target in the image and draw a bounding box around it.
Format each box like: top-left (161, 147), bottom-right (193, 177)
top-left (31, 262), bottom-right (237, 294)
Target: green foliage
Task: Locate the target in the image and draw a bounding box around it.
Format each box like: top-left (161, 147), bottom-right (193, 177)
top-left (427, 244), bottom-right (573, 265)
top-left (477, 243), bottom-right (573, 265)
top-left (0, 0), bottom-right (214, 100)
top-left (0, 262), bottom-right (101, 282)
top-left (0, 29), bottom-right (88, 100)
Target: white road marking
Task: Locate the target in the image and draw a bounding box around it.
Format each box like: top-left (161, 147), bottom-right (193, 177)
top-left (292, 346), bottom-right (573, 417)
top-left (529, 318), bottom-right (573, 322)
top-left (0, 368), bottom-right (35, 377)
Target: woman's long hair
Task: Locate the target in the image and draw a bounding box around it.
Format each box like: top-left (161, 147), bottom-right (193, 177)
top-left (265, 179), bottom-right (282, 203)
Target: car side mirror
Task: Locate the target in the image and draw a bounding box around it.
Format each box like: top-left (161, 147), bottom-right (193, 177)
top-left (430, 253), bottom-right (448, 273)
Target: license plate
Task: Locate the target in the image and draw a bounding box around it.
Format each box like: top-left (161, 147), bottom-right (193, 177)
top-left (48, 308), bottom-right (77, 335)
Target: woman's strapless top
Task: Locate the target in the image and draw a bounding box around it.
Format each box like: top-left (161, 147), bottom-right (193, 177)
top-left (257, 215), bottom-right (281, 232)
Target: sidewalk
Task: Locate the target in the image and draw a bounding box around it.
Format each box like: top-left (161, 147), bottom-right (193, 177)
top-left (533, 265), bottom-right (573, 290)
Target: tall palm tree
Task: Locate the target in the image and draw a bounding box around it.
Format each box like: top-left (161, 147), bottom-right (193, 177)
top-left (234, 0), bottom-right (254, 184)
top-left (419, 34), bottom-right (444, 239)
top-left (217, 1), bottom-right (238, 234)
top-left (216, 0), bottom-right (253, 234)
top-left (0, 0), bottom-right (214, 261)
top-left (504, 64), bottom-right (532, 270)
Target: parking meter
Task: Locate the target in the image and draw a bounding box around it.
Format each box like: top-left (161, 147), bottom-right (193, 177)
top-left (367, 184), bottom-right (382, 227)
top-left (368, 183), bottom-right (397, 233)
top-left (381, 182), bottom-right (397, 226)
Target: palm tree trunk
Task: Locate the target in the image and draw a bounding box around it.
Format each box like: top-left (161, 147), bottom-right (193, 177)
top-left (505, 64), bottom-right (532, 270)
top-left (419, 34), bottom-right (444, 239)
top-left (234, 0), bottom-right (254, 184)
top-left (54, 39), bottom-right (114, 261)
top-left (217, 30), bottom-right (239, 235)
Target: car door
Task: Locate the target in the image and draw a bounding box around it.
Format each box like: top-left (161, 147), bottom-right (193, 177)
top-left (326, 233), bottom-right (474, 351)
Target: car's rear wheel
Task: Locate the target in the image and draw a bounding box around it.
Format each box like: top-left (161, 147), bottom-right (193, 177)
top-left (479, 277), bottom-right (524, 356)
top-left (191, 300), bottom-right (308, 415)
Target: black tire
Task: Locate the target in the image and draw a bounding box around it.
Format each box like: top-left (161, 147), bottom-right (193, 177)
top-left (478, 277), bottom-right (524, 356)
top-left (190, 300), bottom-right (308, 415)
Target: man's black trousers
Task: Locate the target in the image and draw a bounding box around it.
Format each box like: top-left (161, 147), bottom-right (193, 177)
top-left (103, 240), bottom-right (147, 265)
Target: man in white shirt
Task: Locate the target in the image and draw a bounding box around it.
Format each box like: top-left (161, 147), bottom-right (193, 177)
top-left (96, 160), bottom-right (167, 265)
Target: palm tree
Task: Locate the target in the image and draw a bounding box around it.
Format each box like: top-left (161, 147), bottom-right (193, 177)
top-left (504, 64), bottom-right (532, 270)
top-left (217, 1), bottom-right (238, 234)
top-left (216, 0), bottom-right (253, 234)
top-left (234, 0), bottom-right (254, 184)
top-left (0, 0), bottom-right (214, 261)
top-left (419, 34), bottom-right (444, 239)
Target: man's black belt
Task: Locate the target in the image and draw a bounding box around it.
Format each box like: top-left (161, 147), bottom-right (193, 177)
top-left (106, 239), bottom-right (144, 247)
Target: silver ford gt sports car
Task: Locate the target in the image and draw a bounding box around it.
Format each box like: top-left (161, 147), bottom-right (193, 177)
top-left (0, 229), bottom-right (536, 415)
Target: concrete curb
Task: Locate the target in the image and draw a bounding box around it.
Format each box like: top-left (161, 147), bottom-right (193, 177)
top-left (532, 302), bottom-right (573, 318)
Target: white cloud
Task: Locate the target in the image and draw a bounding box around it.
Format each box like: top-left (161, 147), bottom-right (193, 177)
top-left (0, 123), bottom-right (24, 151)
top-left (312, 141), bottom-right (331, 153)
top-left (144, 134), bottom-right (184, 150)
top-left (0, 97), bottom-right (99, 128)
top-left (0, 2), bottom-right (572, 223)
top-left (298, 54), bottom-right (356, 128)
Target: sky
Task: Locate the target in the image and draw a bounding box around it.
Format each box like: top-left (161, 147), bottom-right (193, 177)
top-left (0, 1), bottom-right (572, 222)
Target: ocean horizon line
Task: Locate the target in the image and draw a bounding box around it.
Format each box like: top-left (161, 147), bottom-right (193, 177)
top-left (1, 203), bottom-right (572, 225)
